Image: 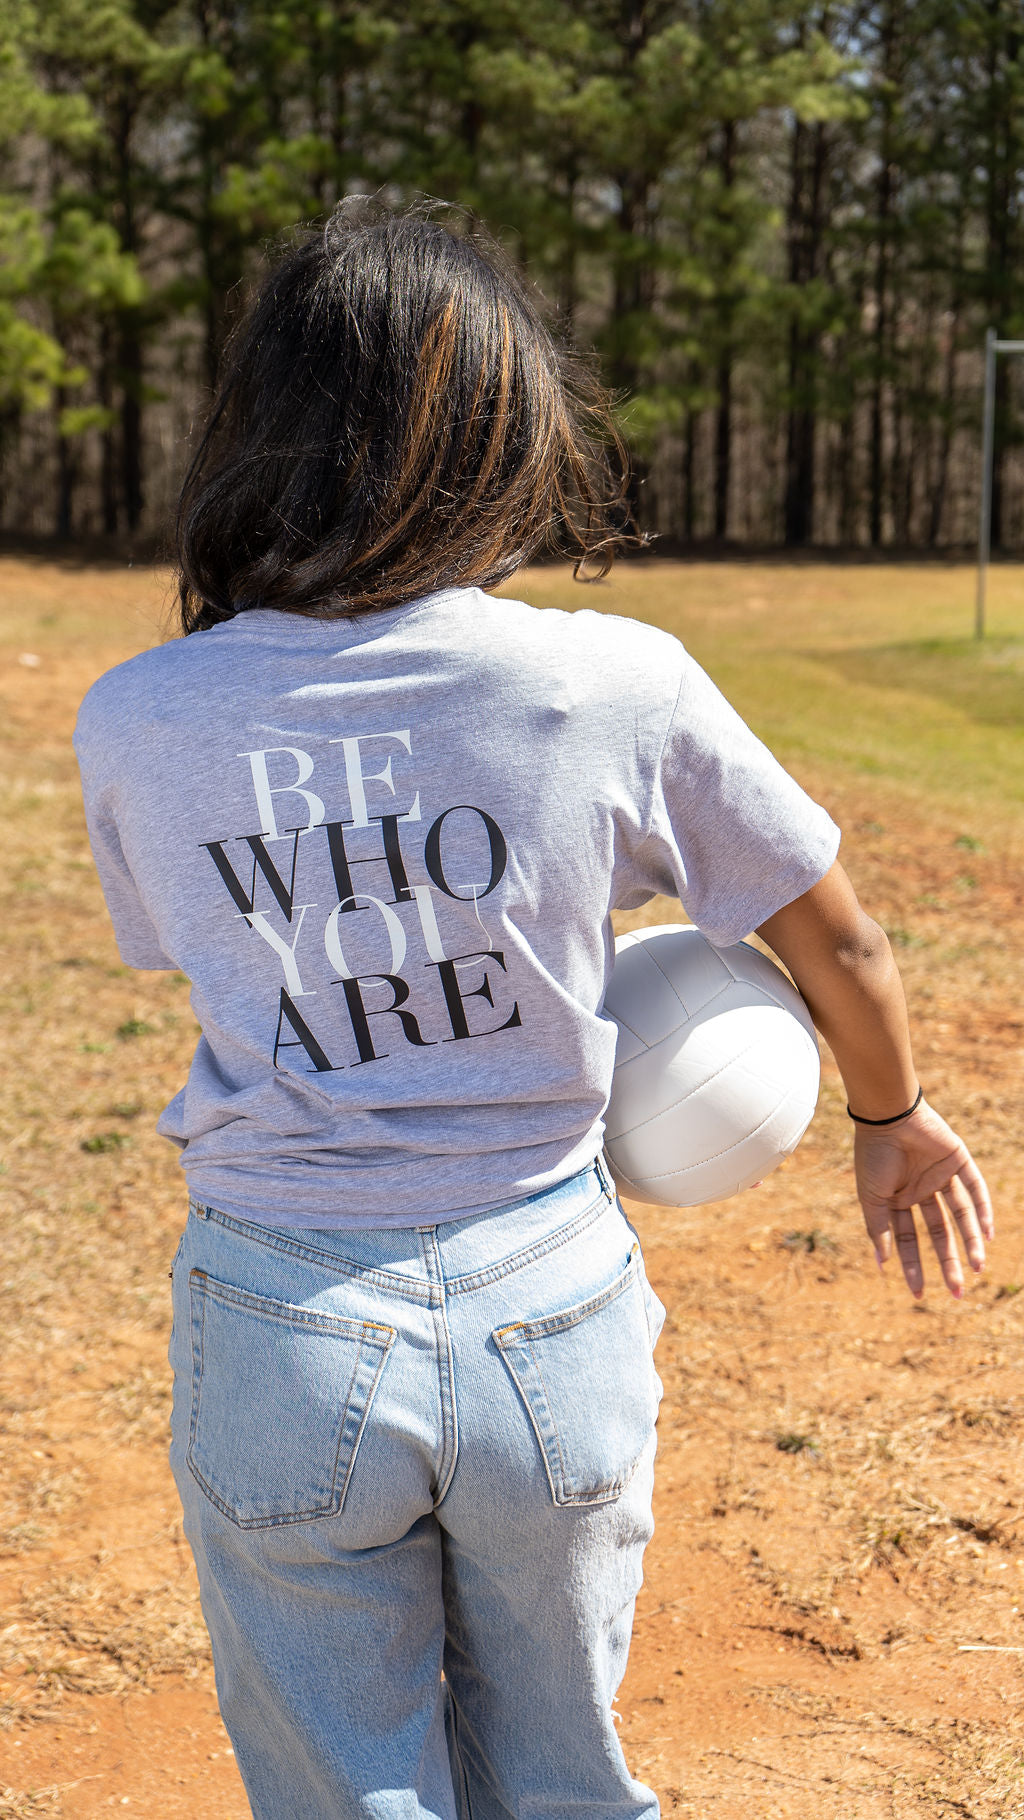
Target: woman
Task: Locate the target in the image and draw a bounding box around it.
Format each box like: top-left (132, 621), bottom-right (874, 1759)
top-left (74, 200), bottom-right (992, 1820)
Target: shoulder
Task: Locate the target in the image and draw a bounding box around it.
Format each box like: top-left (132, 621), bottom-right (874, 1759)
top-left (470, 591), bottom-right (687, 704)
top-left (73, 630), bottom-right (220, 758)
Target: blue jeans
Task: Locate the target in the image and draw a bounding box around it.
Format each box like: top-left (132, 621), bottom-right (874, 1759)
top-left (169, 1161), bottom-right (665, 1819)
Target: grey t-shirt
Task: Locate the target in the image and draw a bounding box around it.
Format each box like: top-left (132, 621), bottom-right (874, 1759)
top-left (74, 587), bottom-right (839, 1226)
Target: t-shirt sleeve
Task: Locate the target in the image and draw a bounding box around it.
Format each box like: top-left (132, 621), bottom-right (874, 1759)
top-left (75, 728), bottom-right (176, 971)
top-left (620, 648), bottom-right (840, 946)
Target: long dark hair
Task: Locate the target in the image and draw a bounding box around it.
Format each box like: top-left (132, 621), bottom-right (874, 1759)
top-left (176, 199), bottom-right (635, 633)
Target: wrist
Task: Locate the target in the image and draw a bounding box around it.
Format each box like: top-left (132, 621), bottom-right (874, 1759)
top-left (847, 1085), bottom-right (923, 1127)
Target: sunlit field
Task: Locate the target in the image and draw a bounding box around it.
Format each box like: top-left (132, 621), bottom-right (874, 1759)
top-left (2, 556), bottom-right (1023, 1818)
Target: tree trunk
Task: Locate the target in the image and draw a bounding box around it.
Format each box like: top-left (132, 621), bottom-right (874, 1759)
top-left (869, 2), bottom-right (902, 549)
top-left (610, 0), bottom-right (654, 397)
top-left (196, 0), bottom-right (223, 393)
top-left (783, 120), bottom-right (828, 546)
top-left (869, 169), bottom-right (892, 547)
top-left (112, 80), bottom-right (144, 528)
top-left (558, 166), bottom-right (579, 334)
top-left (927, 365), bottom-right (955, 549)
top-left (927, 204), bottom-right (964, 548)
top-left (713, 119), bottom-right (737, 542)
top-left (329, 15), bottom-right (347, 193)
top-left (611, 171), bottom-right (651, 393)
top-left (120, 322), bottom-right (144, 530)
top-left (835, 330), bottom-right (857, 548)
top-left (98, 323), bottom-right (118, 534)
top-left (682, 401), bottom-right (696, 543)
top-left (891, 360), bottom-right (908, 543)
top-left (713, 351), bottom-right (731, 540)
top-left (55, 385), bottom-right (74, 538)
top-left (0, 408), bottom-right (20, 529)
top-left (983, 4), bottom-right (1022, 551)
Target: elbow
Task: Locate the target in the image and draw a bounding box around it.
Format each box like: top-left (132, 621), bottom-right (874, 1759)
top-left (834, 911), bottom-right (893, 976)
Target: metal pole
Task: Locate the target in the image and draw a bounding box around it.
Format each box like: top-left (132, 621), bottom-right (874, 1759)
top-left (977, 327), bottom-right (997, 640)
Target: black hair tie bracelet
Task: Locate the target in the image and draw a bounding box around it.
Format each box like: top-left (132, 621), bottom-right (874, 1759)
top-left (847, 1086), bottom-right (924, 1127)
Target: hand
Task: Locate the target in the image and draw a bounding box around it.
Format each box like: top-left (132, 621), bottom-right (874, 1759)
top-left (853, 1099), bottom-right (994, 1300)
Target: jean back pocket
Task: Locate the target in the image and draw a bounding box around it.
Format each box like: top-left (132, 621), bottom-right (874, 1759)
top-left (493, 1248), bottom-right (659, 1507)
top-left (187, 1269), bottom-right (395, 1529)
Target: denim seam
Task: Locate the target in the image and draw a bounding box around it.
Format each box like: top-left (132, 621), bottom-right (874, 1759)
top-left (420, 1229), bottom-right (459, 1506)
top-left (436, 1307), bottom-right (459, 1505)
top-left (327, 1335), bottom-right (366, 1512)
top-left (334, 1335), bottom-right (396, 1517)
top-left (189, 1202), bottom-right (437, 1302)
top-left (594, 1152), bottom-right (617, 1201)
top-left (557, 1462), bottom-right (641, 1507)
top-left (492, 1252), bottom-right (640, 1344)
top-left (446, 1686), bottom-right (475, 1820)
top-left (531, 1351), bottom-right (568, 1501)
top-left (189, 1269), bottom-right (398, 1339)
top-left (444, 1190), bottom-right (609, 1297)
top-left (187, 1271), bottom-right (206, 1463)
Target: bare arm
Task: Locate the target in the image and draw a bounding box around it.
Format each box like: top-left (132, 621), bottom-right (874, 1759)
top-left (756, 860), bottom-right (994, 1300)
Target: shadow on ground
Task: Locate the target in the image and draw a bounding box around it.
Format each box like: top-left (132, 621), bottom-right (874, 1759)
top-left (804, 638), bottom-right (1024, 732)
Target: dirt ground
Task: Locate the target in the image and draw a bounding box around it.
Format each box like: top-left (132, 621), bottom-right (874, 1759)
top-left (2, 558), bottom-right (1023, 1817)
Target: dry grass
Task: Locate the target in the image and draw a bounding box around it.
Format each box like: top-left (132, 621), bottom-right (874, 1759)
top-left (0, 1788), bottom-right (72, 1819)
top-left (2, 1572), bottom-right (210, 1720)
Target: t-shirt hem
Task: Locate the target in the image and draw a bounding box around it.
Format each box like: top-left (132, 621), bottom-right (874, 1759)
top-left (181, 1141), bottom-right (604, 1230)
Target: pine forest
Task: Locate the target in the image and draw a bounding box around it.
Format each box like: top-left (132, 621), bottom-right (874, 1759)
top-left (2, 0), bottom-right (1023, 552)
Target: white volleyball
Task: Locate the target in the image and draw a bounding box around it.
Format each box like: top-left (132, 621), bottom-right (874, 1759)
top-left (602, 924), bottom-right (819, 1208)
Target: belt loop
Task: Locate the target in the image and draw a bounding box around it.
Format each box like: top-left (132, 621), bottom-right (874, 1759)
top-left (594, 1154), bottom-right (616, 1202)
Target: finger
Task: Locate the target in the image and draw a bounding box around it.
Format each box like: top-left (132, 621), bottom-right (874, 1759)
top-left (957, 1154), bottom-right (995, 1242)
top-left (943, 1174), bottom-right (986, 1273)
top-left (859, 1192), bottom-right (894, 1265)
top-left (916, 1193), bottom-right (963, 1300)
top-left (910, 1144), bottom-right (995, 1236)
top-left (891, 1207), bottom-right (925, 1298)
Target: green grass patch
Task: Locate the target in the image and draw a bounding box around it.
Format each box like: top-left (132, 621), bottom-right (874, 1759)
top-left (79, 1132), bottom-right (131, 1155)
top-left (115, 1017), bottom-right (154, 1040)
top-left (776, 1432), bottom-right (820, 1456)
top-left (781, 1230), bottom-right (838, 1256)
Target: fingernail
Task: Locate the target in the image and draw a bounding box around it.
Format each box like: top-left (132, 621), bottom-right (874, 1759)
top-left (875, 1251), bottom-right (886, 1269)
